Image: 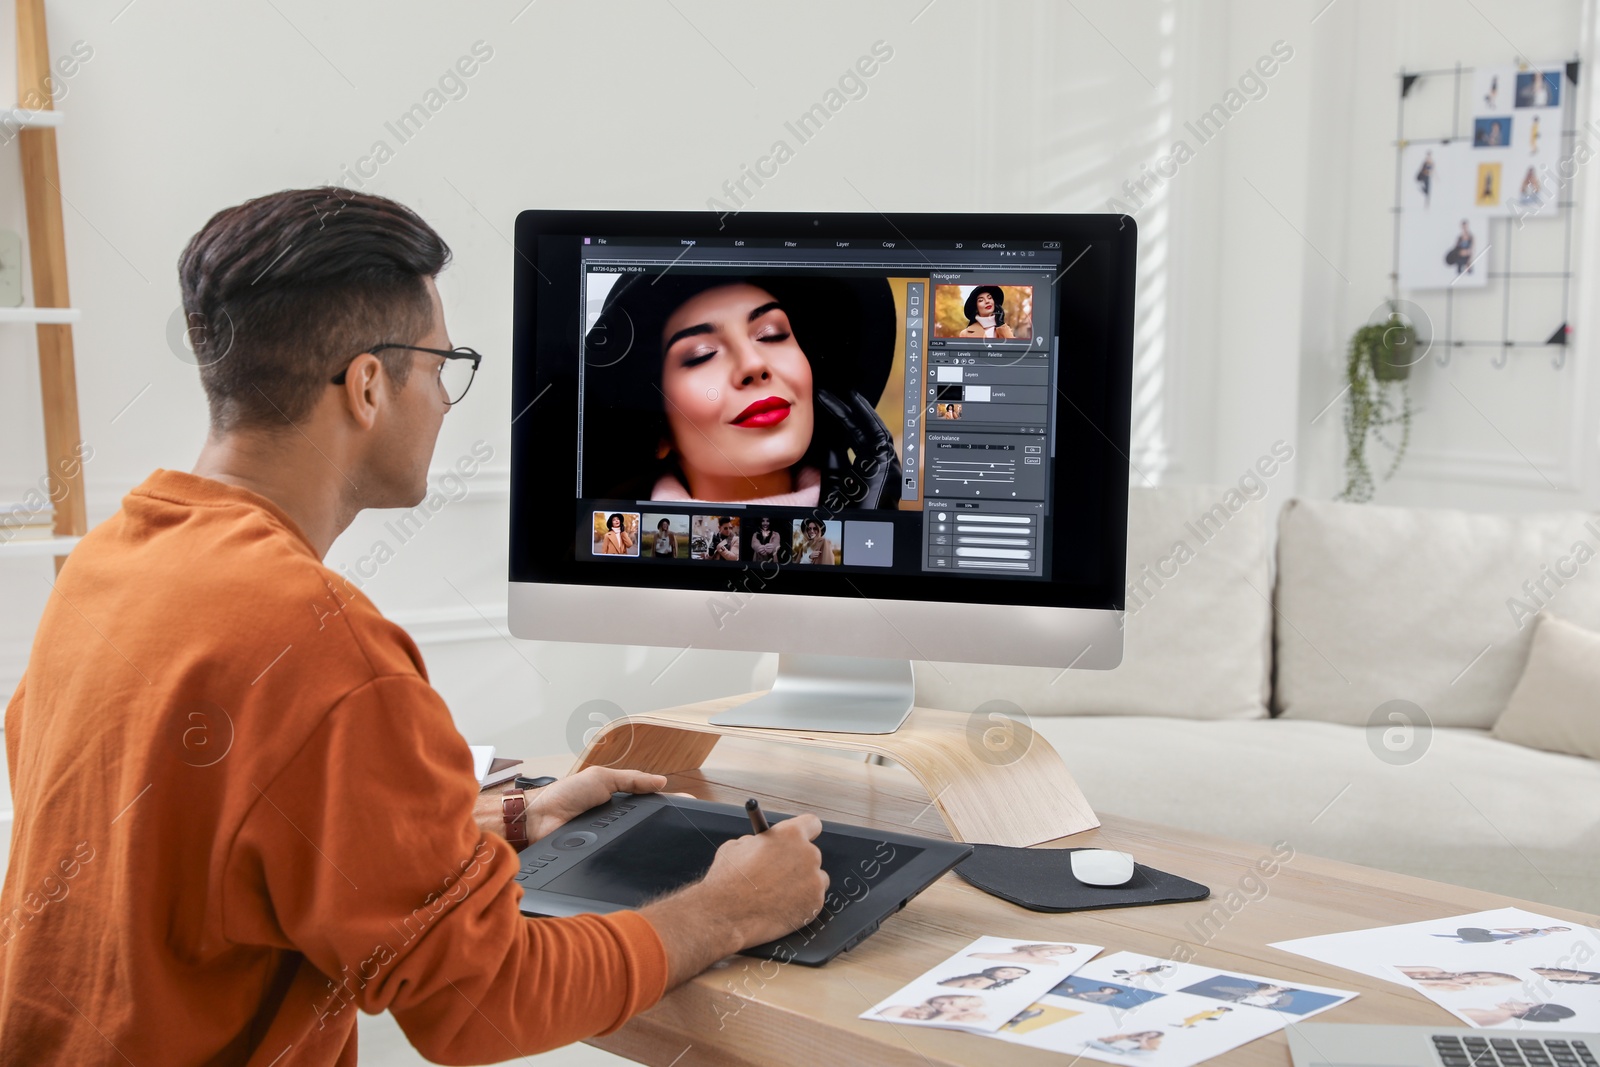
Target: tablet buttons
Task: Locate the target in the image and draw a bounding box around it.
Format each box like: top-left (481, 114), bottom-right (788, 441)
top-left (537, 854), bottom-right (558, 862)
top-left (554, 831), bottom-right (599, 850)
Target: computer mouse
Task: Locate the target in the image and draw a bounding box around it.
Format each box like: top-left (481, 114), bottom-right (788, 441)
top-left (1070, 849), bottom-right (1136, 887)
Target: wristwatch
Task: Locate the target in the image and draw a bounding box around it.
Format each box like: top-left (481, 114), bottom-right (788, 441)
top-left (501, 792), bottom-right (529, 850)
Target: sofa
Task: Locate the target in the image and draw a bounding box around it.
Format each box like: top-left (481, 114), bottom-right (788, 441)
top-left (915, 486), bottom-right (1600, 914)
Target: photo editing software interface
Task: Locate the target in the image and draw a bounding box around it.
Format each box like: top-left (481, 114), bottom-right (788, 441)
top-left (574, 235), bottom-right (1067, 579)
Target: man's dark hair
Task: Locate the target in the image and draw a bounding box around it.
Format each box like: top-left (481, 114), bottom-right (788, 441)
top-left (178, 187), bottom-right (451, 430)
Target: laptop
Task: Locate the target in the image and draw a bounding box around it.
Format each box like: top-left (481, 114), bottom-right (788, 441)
top-left (1288, 1022), bottom-right (1599, 1067)
top-left (514, 792), bottom-right (973, 966)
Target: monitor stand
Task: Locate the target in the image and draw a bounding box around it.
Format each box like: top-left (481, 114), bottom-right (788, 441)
top-left (572, 659), bottom-right (1100, 847)
top-left (707, 654), bottom-right (914, 734)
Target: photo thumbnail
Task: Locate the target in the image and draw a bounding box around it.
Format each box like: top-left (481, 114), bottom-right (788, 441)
top-left (640, 513), bottom-right (689, 559)
top-left (791, 517), bottom-right (841, 565)
top-left (745, 514), bottom-right (786, 565)
top-left (691, 514), bottom-right (740, 561)
top-left (592, 511), bottom-right (640, 557)
top-left (931, 284), bottom-right (1033, 340)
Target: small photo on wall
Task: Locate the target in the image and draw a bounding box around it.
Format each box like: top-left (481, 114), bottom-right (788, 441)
top-left (640, 513), bottom-right (689, 560)
top-left (1402, 141), bottom-right (1473, 214)
top-left (691, 514), bottom-right (739, 561)
top-left (1474, 116), bottom-right (1512, 148)
top-left (1400, 209), bottom-right (1489, 290)
top-left (1470, 64), bottom-right (1565, 218)
top-left (1477, 69), bottom-right (1507, 110)
top-left (1511, 164), bottom-right (1548, 210)
top-left (1475, 162), bottom-right (1502, 207)
top-left (1516, 70), bottom-right (1561, 108)
top-left (592, 511), bottom-right (640, 557)
top-left (1442, 217), bottom-right (1484, 278)
top-left (1410, 146), bottom-right (1439, 209)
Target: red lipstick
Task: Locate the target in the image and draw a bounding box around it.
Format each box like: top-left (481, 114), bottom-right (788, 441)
top-left (732, 396), bottom-right (791, 427)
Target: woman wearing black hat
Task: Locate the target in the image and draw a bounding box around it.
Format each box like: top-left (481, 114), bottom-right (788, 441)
top-left (583, 273), bottom-right (902, 508)
top-left (958, 285), bottom-right (1014, 339)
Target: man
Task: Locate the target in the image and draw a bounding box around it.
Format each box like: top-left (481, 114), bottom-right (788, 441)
top-left (0, 188), bottom-right (828, 1064)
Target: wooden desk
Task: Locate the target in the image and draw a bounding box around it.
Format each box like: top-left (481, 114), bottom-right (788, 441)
top-left (516, 738), bottom-right (1593, 1066)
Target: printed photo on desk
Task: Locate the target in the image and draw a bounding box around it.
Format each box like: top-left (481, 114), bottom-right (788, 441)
top-left (974, 951), bottom-right (1357, 1067)
top-left (1272, 907), bottom-right (1600, 1031)
top-left (860, 936), bottom-right (1102, 1033)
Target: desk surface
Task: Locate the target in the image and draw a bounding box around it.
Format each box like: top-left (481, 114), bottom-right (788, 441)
top-left (518, 738), bottom-right (1592, 1067)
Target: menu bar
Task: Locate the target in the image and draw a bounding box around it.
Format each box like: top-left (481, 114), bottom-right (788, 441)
top-left (579, 236), bottom-right (1067, 252)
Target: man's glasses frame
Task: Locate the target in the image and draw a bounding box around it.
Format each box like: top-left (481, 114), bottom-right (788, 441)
top-left (331, 344), bottom-right (482, 406)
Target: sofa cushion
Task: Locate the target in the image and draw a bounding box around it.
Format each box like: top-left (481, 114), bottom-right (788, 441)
top-left (1492, 613), bottom-right (1600, 761)
top-left (1274, 499), bottom-right (1600, 728)
top-left (1029, 716), bottom-right (1600, 914)
top-left (915, 484), bottom-right (1272, 720)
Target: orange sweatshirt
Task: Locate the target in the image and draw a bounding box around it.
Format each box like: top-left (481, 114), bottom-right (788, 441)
top-left (0, 470), bottom-right (668, 1065)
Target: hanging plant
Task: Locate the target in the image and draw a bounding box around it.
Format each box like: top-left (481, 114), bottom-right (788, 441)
top-left (1340, 310), bottom-right (1416, 502)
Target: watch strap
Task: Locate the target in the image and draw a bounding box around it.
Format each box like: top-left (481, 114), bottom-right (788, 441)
top-left (501, 792), bottom-right (529, 850)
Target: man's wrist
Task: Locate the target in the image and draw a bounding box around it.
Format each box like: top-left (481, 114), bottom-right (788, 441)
top-left (640, 881), bottom-right (745, 986)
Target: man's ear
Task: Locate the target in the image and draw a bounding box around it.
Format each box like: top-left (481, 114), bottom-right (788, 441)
top-left (340, 352), bottom-right (386, 430)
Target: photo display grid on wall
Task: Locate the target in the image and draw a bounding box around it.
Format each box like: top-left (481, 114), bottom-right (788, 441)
top-left (1393, 61), bottom-right (1578, 367)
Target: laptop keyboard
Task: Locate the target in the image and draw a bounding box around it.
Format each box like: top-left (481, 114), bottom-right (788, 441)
top-left (1433, 1034), bottom-right (1596, 1067)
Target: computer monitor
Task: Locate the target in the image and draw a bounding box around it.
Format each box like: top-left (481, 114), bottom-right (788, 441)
top-left (509, 210), bottom-right (1135, 734)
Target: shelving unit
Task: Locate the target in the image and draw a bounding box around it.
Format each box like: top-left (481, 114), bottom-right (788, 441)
top-left (4, 0), bottom-right (87, 568)
top-left (0, 536), bottom-right (82, 559)
top-left (2, 105), bottom-right (63, 128)
top-left (0, 306), bottom-right (79, 324)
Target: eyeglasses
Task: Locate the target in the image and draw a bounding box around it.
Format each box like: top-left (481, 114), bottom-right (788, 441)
top-left (331, 344), bottom-right (483, 405)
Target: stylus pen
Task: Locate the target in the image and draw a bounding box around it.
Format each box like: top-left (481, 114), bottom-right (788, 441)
top-left (745, 798), bottom-right (770, 834)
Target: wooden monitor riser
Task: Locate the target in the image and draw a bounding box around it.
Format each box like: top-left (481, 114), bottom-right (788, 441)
top-left (571, 692), bottom-right (1098, 847)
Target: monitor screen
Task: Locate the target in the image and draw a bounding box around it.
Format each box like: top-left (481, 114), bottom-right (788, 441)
top-left (511, 211), bottom-right (1133, 614)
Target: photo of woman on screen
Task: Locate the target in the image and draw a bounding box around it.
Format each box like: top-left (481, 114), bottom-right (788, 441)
top-left (958, 285), bottom-right (1015, 339)
top-left (582, 274), bottom-right (902, 509)
top-left (793, 517), bottom-right (838, 565)
top-left (650, 517), bottom-right (677, 558)
top-left (749, 515), bottom-right (783, 564)
top-left (592, 511), bottom-right (638, 557)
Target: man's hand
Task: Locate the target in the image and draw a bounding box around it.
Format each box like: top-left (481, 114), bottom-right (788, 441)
top-left (523, 766), bottom-right (673, 841)
top-left (640, 813), bottom-right (829, 987)
top-left (473, 766), bottom-right (678, 845)
top-left (471, 769), bottom-right (828, 989)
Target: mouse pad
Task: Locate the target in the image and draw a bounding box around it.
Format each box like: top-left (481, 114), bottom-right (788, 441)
top-left (955, 846), bottom-right (1209, 913)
